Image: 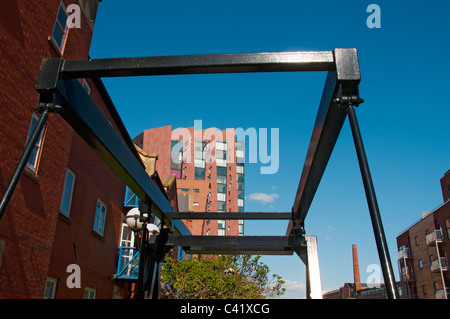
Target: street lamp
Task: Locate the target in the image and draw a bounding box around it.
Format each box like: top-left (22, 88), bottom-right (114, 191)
top-left (125, 207), bottom-right (146, 232)
top-left (147, 223), bottom-right (160, 244)
top-left (125, 207), bottom-right (160, 243)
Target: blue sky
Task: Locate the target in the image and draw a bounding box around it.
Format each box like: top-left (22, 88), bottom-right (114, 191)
top-left (89, 1), bottom-right (450, 298)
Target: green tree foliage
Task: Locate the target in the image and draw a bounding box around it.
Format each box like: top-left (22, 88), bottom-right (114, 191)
top-left (160, 255), bottom-right (285, 299)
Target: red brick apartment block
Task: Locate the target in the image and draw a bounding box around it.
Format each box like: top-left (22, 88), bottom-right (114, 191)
top-left (0, 1), bottom-right (138, 299)
top-left (134, 125), bottom-right (245, 238)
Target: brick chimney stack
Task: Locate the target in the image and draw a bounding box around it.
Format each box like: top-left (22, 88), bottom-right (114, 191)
top-left (352, 244), bottom-right (362, 294)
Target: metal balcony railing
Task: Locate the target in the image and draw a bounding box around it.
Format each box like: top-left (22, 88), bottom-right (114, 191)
top-left (401, 271), bottom-right (415, 282)
top-left (426, 230), bottom-right (446, 246)
top-left (431, 257), bottom-right (448, 273)
top-left (435, 288), bottom-right (449, 300)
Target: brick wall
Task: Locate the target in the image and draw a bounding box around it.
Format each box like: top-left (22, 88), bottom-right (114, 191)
top-left (139, 126), bottom-right (243, 238)
top-left (440, 170), bottom-right (450, 202)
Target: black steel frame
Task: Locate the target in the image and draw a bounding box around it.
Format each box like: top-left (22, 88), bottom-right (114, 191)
top-left (0, 48), bottom-right (398, 299)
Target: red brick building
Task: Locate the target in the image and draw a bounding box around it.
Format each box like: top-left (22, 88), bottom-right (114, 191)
top-left (0, 0), bottom-right (142, 299)
top-left (396, 170), bottom-right (450, 299)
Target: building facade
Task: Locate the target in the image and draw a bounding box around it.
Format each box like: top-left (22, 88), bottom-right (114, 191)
top-left (134, 125), bottom-right (245, 237)
top-left (396, 170), bottom-right (450, 299)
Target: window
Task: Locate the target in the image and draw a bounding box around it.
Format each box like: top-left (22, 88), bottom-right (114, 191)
top-left (43, 277), bottom-right (58, 299)
top-left (217, 166), bottom-right (227, 176)
top-left (26, 113), bottom-right (46, 172)
top-left (195, 167), bottom-right (205, 180)
top-left (216, 150), bottom-right (227, 167)
top-left (415, 236), bottom-right (419, 246)
top-left (217, 183), bottom-right (227, 193)
top-left (93, 199), bottom-right (107, 236)
top-left (418, 259), bottom-right (423, 269)
top-left (170, 140), bottom-right (183, 178)
top-left (124, 186), bottom-right (139, 207)
top-left (120, 223), bottom-right (135, 247)
top-left (84, 287), bottom-right (96, 299)
top-left (217, 175), bottom-right (227, 184)
top-left (239, 220), bottom-right (244, 236)
top-left (194, 141), bottom-right (207, 170)
top-left (422, 284), bottom-right (427, 295)
top-left (59, 168), bottom-right (76, 217)
top-left (217, 201), bottom-right (226, 211)
top-left (216, 141), bottom-right (227, 151)
top-left (193, 202), bottom-right (199, 206)
top-left (218, 220), bottom-right (225, 236)
top-left (51, 2), bottom-right (69, 52)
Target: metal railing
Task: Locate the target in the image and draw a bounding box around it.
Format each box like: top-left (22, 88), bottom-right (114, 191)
top-left (435, 288), bottom-right (449, 300)
top-left (431, 257), bottom-right (448, 273)
top-left (398, 247), bottom-right (411, 260)
top-left (426, 230), bottom-right (446, 245)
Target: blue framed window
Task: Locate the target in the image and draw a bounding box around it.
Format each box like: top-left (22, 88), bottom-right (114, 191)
top-left (93, 199), bottom-right (107, 236)
top-left (26, 113), bottom-right (46, 172)
top-left (51, 2), bottom-right (69, 52)
top-left (59, 168), bottom-right (76, 217)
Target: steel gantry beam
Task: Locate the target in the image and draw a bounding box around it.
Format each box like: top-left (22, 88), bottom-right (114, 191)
top-left (167, 235), bottom-right (303, 255)
top-left (59, 51), bottom-right (336, 78)
top-left (0, 48), bottom-right (398, 299)
top-left (166, 212), bottom-right (292, 220)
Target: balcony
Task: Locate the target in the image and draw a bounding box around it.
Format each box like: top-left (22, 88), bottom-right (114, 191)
top-left (398, 247), bottom-right (411, 260)
top-left (435, 288), bottom-right (449, 300)
top-left (401, 272), bottom-right (415, 282)
top-left (431, 257), bottom-right (448, 273)
top-left (115, 246), bottom-right (140, 280)
top-left (426, 230), bottom-right (446, 246)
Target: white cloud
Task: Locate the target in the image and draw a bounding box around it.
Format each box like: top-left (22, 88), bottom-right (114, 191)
top-left (279, 280), bottom-right (306, 299)
top-left (247, 192), bottom-right (279, 204)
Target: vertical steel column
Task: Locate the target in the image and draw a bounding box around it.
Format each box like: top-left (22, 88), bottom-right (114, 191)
top-left (296, 235), bottom-right (323, 299)
top-left (305, 236), bottom-right (323, 299)
top-left (0, 110), bottom-right (49, 220)
top-left (149, 261), bottom-right (160, 299)
top-left (346, 105), bottom-right (398, 299)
